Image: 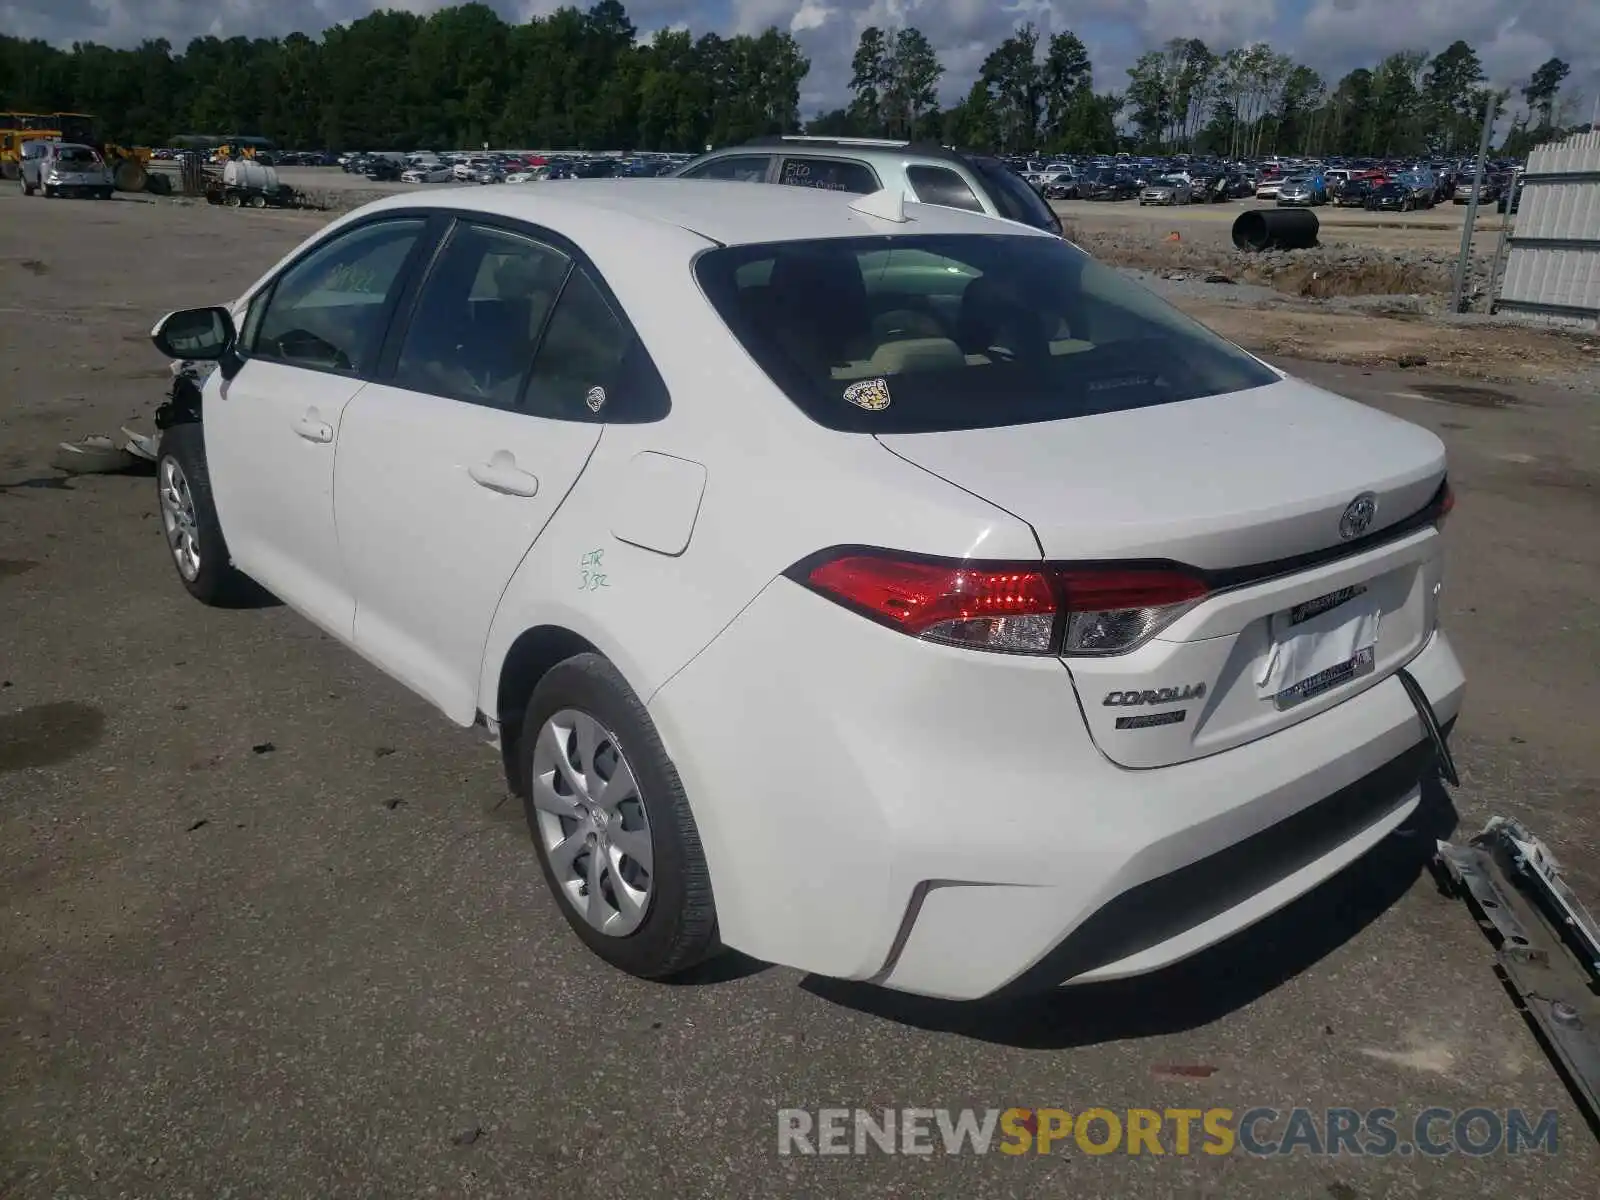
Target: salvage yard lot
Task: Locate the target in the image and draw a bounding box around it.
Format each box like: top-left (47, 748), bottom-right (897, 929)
top-left (2, 190), bottom-right (1598, 1197)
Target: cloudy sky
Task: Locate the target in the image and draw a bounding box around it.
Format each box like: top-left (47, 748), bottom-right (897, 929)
top-left (3, 0), bottom-right (1595, 121)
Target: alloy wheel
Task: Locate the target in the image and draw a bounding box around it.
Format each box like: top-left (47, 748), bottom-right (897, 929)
top-left (529, 708), bottom-right (655, 936)
top-left (158, 456), bottom-right (202, 581)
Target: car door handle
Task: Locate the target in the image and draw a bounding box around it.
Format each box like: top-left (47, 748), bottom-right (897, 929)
top-left (292, 410), bottom-right (334, 443)
top-left (469, 452), bottom-right (539, 498)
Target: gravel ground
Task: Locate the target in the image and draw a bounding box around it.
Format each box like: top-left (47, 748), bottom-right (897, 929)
top-left (3, 187), bottom-right (1599, 1198)
top-left (1067, 213), bottom-right (1503, 309)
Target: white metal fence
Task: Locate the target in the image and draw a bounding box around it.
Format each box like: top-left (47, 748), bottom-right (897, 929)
top-left (1495, 130), bottom-right (1600, 327)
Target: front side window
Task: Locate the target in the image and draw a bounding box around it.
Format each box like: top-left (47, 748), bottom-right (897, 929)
top-left (393, 222), bottom-right (572, 408)
top-left (695, 233), bottom-right (1278, 434)
top-left (777, 156), bottom-right (878, 194)
top-left (253, 218), bottom-right (425, 375)
top-left (680, 154), bottom-right (771, 183)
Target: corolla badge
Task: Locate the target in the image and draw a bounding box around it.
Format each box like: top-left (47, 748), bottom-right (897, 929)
top-left (1339, 492), bottom-right (1378, 541)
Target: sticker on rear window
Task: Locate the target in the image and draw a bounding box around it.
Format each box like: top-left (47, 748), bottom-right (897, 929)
top-left (843, 377), bottom-right (891, 412)
top-left (586, 386), bottom-right (606, 413)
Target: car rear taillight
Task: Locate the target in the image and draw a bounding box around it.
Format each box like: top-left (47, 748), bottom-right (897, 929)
top-left (1435, 480), bottom-right (1455, 528)
top-left (802, 554), bottom-right (1059, 653)
top-left (1054, 567), bottom-right (1209, 654)
top-left (790, 552), bottom-right (1210, 656)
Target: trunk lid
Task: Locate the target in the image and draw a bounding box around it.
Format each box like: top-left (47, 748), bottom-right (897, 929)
top-left (877, 378), bottom-right (1449, 768)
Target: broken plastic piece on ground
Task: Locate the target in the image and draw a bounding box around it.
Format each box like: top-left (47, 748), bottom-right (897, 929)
top-left (121, 427), bottom-right (158, 462)
top-left (50, 435), bottom-right (140, 475)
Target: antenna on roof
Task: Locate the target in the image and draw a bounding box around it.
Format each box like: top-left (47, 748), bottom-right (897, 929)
top-left (848, 187), bottom-right (909, 223)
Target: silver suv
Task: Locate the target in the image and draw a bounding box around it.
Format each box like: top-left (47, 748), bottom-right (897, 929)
top-left (672, 137), bottom-right (1064, 236)
top-left (19, 141), bottom-right (114, 199)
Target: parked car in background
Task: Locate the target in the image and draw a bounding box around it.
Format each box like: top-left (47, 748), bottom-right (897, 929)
top-left (1275, 176), bottom-right (1323, 207)
top-left (1452, 176), bottom-right (1501, 205)
top-left (1366, 182), bottom-right (1419, 212)
top-left (674, 136), bottom-right (1065, 235)
top-left (1254, 176), bottom-right (1285, 201)
top-left (22, 142), bottom-right (114, 199)
top-left (362, 157), bottom-right (404, 182)
top-left (402, 162), bottom-right (453, 184)
top-left (1400, 176), bottom-right (1437, 208)
top-left (1139, 175), bottom-right (1192, 206)
top-left (15, 138), bottom-right (54, 194)
top-left (1080, 168), bottom-right (1140, 201)
top-left (1334, 179), bottom-right (1373, 208)
top-left (1034, 169), bottom-right (1077, 197)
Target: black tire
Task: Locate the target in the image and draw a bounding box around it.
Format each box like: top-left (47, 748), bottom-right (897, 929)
top-left (519, 653), bottom-right (719, 979)
top-left (155, 422), bottom-right (244, 605)
top-left (41, 184), bottom-right (53, 199)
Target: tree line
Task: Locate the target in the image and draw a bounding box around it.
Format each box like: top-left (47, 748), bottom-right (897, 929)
top-left (0, 2), bottom-right (1583, 158)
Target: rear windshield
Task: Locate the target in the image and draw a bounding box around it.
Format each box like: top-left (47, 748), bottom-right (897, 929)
top-left (695, 234), bottom-right (1278, 434)
top-left (964, 156), bottom-right (1062, 234)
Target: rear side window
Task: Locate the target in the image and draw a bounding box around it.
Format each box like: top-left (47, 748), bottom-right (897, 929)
top-left (907, 165), bottom-right (984, 213)
top-left (681, 154), bottom-right (771, 183)
top-left (393, 222), bottom-right (572, 409)
top-left (694, 234), bottom-right (1277, 434)
top-left (965, 156), bottom-right (1063, 234)
top-left (778, 156), bottom-right (878, 194)
top-left (525, 267), bottom-right (670, 423)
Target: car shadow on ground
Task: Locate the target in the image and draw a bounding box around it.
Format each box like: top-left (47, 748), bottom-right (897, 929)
top-left (798, 777), bottom-right (1459, 1049)
top-left (215, 576), bottom-right (283, 609)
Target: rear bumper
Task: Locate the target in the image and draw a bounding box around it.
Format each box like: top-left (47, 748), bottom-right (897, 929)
top-left (647, 580), bottom-right (1464, 1002)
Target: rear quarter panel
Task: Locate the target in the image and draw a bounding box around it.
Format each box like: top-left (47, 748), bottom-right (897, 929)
top-left (475, 229), bottom-right (1040, 714)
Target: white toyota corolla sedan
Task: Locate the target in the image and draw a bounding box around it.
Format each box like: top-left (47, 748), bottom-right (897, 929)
top-left (149, 179), bottom-right (1463, 1001)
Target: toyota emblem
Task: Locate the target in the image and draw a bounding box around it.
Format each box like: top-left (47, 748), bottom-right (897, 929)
top-left (1339, 492), bottom-right (1378, 541)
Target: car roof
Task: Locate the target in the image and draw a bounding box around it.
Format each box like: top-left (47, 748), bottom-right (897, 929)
top-left (733, 136), bottom-right (980, 168)
top-left (352, 179), bottom-right (1049, 247)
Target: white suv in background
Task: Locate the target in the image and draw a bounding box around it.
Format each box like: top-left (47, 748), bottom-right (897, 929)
top-left (673, 136), bottom-right (1065, 237)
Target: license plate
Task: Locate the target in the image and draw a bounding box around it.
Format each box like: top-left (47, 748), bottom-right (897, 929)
top-left (1258, 585), bottom-right (1382, 703)
top-left (1275, 646), bottom-right (1376, 707)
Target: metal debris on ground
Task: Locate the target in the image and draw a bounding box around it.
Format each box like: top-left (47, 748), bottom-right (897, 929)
top-left (1434, 817), bottom-right (1600, 1139)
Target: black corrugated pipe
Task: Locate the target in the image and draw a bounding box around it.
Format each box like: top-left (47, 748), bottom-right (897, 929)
top-left (1232, 208), bottom-right (1319, 251)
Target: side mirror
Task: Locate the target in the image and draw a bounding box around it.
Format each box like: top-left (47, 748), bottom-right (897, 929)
top-left (151, 306), bottom-right (236, 361)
